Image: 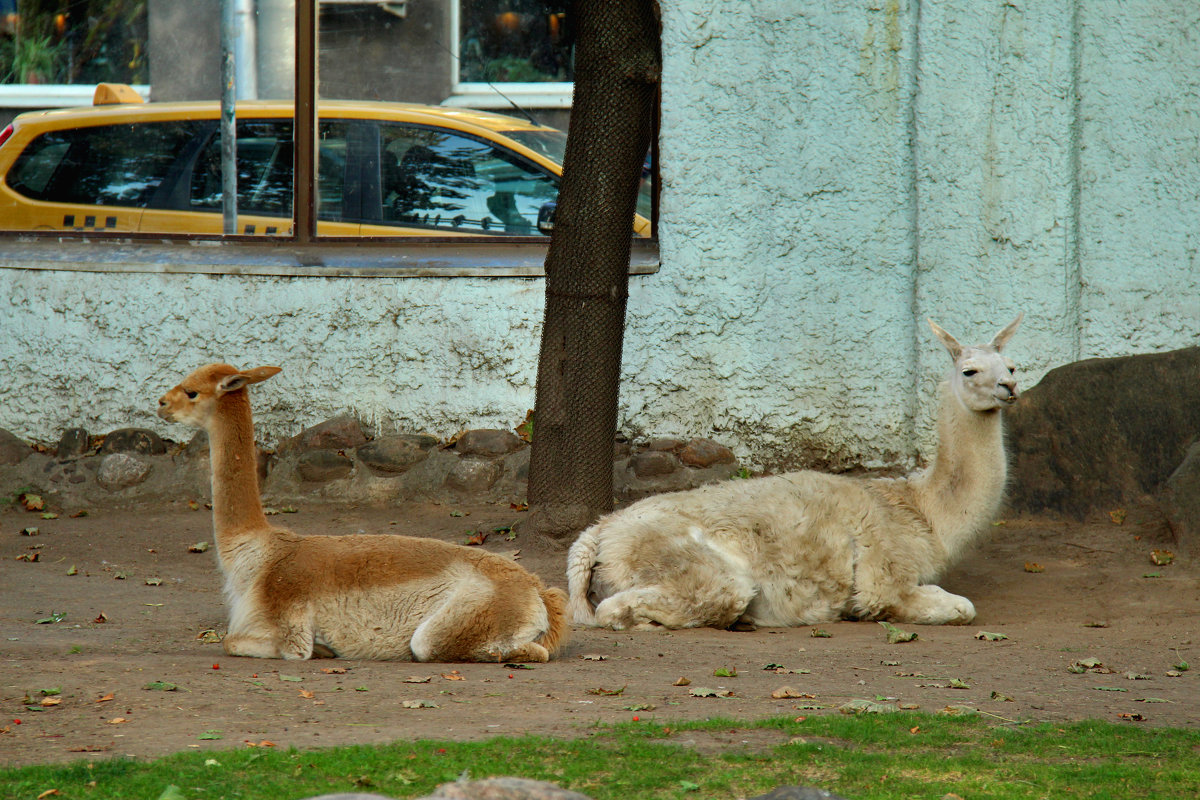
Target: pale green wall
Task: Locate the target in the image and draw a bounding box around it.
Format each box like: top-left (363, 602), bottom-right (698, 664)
top-left (1, 1), bottom-right (1197, 471)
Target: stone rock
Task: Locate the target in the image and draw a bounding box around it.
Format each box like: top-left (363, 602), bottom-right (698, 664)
top-left (1006, 347), bottom-right (1200, 516)
top-left (648, 437), bottom-right (685, 453)
top-left (186, 431), bottom-right (210, 456)
top-left (680, 438), bottom-right (736, 468)
top-left (56, 427), bottom-right (90, 458)
top-left (101, 428), bottom-right (167, 456)
top-left (747, 788), bottom-right (850, 800)
top-left (417, 777), bottom-right (594, 800)
top-left (297, 449), bottom-right (353, 482)
top-left (631, 450), bottom-right (680, 478)
top-left (0, 428), bottom-right (31, 465)
top-left (1158, 440), bottom-right (1200, 553)
top-left (456, 429), bottom-right (522, 457)
top-left (445, 457), bottom-right (502, 493)
top-left (98, 453), bottom-right (152, 490)
top-left (278, 414), bottom-right (368, 454)
top-left (358, 434), bottom-right (435, 474)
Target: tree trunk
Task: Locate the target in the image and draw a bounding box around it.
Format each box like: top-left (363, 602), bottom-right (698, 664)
top-left (525, 1), bottom-right (661, 544)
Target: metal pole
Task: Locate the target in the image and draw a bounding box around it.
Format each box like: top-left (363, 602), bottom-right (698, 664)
top-left (220, 0), bottom-right (239, 235)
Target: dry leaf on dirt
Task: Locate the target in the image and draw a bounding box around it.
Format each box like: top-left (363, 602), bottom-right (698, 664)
top-left (587, 686), bottom-right (626, 696)
top-left (839, 699), bottom-right (896, 714)
top-left (580, 654), bottom-right (607, 661)
top-left (299, 689), bottom-right (315, 699)
top-left (879, 621), bottom-right (917, 643)
top-left (95, 693), bottom-right (114, 703)
top-left (441, 671), bottom-right (466, 681)
top-left (689, 687), bottom-right (733, 698)
top-left (196, 629), bottom-right (223, 643)
top-left (462, 531), bottom-right (489, 546)
top-left (770, 686), bottom-right (814, 700)
top-left (320, 667), bottom-right (348, 674)
top-left (713, 667), bottom-right (738, 677)
top-left (39, 697), bottom-right (61, 707)
top-left (401, 700), bottom-right (438, 709)
top-left (107, 717), bottom-right (127, 725)
top-left (187, 542), bottom-right (211, 553)
top-left (672, 677), bottom-right (691, 686)
top-left (1024, 562), bottom-right (1044, 573)
top-left (20, 493), bottom-right (45, 512)
top-left (403, 676), bottom-right (432, 684)
top-left (93, 613), bottom-right (108, 624)
top-left (1150, 550), bottom-right (1175, 566)
top-left (1109, 508), bottom-right (1127, 524)
top-left (809, 628), bottom-right (832, 638)
top-left (974, 631), bottom-right (1008, 641)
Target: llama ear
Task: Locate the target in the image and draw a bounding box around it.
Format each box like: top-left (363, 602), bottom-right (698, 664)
top-left (215, 367), bottom-right (279, 397)
top-left (928, 319), bottom-right (962, 361)
top-left (990, 313), bottom-right (1023, 351)
top-left (242, 366), bottom-right (282, 384)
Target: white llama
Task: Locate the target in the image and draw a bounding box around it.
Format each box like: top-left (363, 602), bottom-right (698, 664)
top-left (567, 315), bottom-right (1023, 629)
top-left (158, 363), bottom-right (568, 661)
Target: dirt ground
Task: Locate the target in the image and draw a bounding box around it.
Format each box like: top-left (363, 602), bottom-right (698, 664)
top-left (1, 499), bottom-right (1196, 769)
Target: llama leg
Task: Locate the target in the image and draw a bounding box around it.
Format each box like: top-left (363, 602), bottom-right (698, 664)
top-left (887, 584), bottom-right (975, 625)
top-left (223, 632), bottom-right (284, 659)
top-left (410, 578), bottom-right (550, 662)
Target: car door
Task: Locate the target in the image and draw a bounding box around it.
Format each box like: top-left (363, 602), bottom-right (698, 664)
top-left (359, 122), bottom-right (560, 237)
top-left (1, 119), bottom-right (204, 233)
top-left (139, 118), bottom-right (359, 236)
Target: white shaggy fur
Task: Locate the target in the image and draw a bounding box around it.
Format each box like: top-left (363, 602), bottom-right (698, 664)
top-left (567, 315), bottom-right (1023, 629)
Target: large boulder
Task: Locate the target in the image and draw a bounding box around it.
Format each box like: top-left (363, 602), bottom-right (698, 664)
top-left (1006, 347), bottom-right (1200, 517)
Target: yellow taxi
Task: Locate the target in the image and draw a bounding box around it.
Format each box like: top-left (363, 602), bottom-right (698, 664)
top-left (0, 84), bottom-right (651, 237)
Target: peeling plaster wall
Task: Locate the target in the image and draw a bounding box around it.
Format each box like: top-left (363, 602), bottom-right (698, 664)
top-left (1, 0), bottom-right (1198, 470)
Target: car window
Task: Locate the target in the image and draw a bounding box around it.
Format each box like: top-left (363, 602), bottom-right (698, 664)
top-left (189, 120), bottom-right (349, 220)
top-left (7, 121), bottom-right (202, 208)
top-left (378, 124), bottom-right (558, 235)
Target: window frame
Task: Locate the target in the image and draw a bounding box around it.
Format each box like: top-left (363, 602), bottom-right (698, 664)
top-left (0, 0), bottom-right (659, 277)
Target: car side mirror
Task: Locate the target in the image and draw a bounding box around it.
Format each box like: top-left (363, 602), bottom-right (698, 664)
top-left (537, 202), bottom-right (556, 235)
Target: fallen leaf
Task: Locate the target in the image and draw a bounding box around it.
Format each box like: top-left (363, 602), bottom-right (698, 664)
top-left (66, 565), bottom-right (77, 576)
top-left (1124, 672), bottom-right (1151, 681)
top-left (187, 500), bottom-right (201, 511)
top-left (713, 667), bottom-right (738, 678)
top-left (198, 730), bottom-right (222, 740)
top-left (879, 621), bottom-right (917, 644)
top-left (403, 676), bottom-right (432, 684)
top-left (144, 681), bottom-right (179, 691)
top-left (510, 502), bottom-right (529, 512)
top-left (279, 674), bottom-right (303, 682)
top-left (1083, 621), bottom-right (1109, 628)
top-left (503, 663), bottom-right (534, 670)
top-left (95, 693), bottom-right (114, 703)
top-left (1024, 562), bottom-right (1044, 573)
top-left (771, 686), bottom-right (812, 699)
top-left (462, 531), bottom-right (489, 546)
top-left (40, 512), bottom-right (58, 520)
top-left (809, 628), bottom-right (832, 638)
top-left (69, 510), bottom-right (89, 518)
top-left (1109, 508), bottom-right (1128, 524)
top-left (672, 677), bottom-right (691, 686)
top-left (39, 697), bottom-right (61, 707)
top-left (19, 527), bottom-right (40, 537)
top-left (949, 678), bottom-right (971, 689)
top-left (188, 541), bottom-right (211, 553)
top-left (245, 739), bottom-right (277, 747)
top-left (401, 700), bottom-right (438, 709)
top-left (1150, 549), bottom-right (1175, 566)
top-left (299, 689), bottom-right (315, 699)
top-left (196, 629), bottom-right (223, 643)
top-left (320, 667), bottom-right (348, 674)
top-left (580, 654), bottom-right (607, 661)
top-left (144, 578), bottom-right (162, 586)
top-left (441, 671), bottom-right (465, 681)
top-left (93, 613), bottom-right (108, 624)
top-left (108, 717), bottom-right (127, 725)
top-left (1092, 686), bottom-right (1128, 692)
top-left (36, 790), bottom-right (60, 799)
top-left (587, 686), bottom-right (627, 696)
top-left (15, 552), bottom-right (40, 562)
top-left (688, 687), bottom-right (733, 698)
top-left (974, 631), bottom-right (1008, 641)
top-left (991, 691), bottom-right (1014, 702)
top-left (839, 699), bottom-right (896, 715)
top-left (1118, 712), bottom-right (1146, 722)
top-left (937, 705), bottom-right (979, 716)
top-left (20, 493), bottom-right (45, 512)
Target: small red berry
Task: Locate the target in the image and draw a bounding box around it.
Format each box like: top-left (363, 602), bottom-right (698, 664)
top-left (212, 663), bottom-right (220, 670)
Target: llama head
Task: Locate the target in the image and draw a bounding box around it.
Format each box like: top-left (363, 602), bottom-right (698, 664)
top-left (158, 363), bottom-right (282, 429)
top-left (928, 314), bottom-right (1022, 413)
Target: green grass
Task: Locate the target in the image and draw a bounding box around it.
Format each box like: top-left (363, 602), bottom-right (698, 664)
top-left (2, 714), bottom-right (1198, 799)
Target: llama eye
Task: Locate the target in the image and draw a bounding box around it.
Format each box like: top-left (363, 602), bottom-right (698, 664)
top-left (962, 369), bottom-right (977, 377)
top-left (185, 390), bottom-right (198, 400)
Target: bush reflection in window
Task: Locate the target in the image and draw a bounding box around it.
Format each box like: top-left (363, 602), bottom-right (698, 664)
top-left (381, 125), bottom-right (558, 235)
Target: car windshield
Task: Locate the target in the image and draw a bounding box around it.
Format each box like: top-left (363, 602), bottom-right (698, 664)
top-left (505, 129), bottom-right (653, 222)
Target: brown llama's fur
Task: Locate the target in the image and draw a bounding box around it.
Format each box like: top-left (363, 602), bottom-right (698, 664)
top-left (159, 364), bottom-right (567, 662)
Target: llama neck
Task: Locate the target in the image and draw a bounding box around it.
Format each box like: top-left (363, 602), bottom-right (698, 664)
top-left (205, 391), bottom-right (270, 547)
top-left (914, 382), bottom-right (1008, 561)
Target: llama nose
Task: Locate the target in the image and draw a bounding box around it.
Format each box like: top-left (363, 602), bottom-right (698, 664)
top-left (1000, 380), bottom-right (1019, 401)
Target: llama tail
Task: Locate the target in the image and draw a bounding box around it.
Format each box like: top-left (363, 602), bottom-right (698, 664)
top-left (535, 587), bottom-right (570, 657)
top-left (566, 526), bottom-right (602, 626)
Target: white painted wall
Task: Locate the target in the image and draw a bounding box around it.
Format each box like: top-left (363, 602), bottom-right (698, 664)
top-left (1, 1), bottom-right (1197, 471)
